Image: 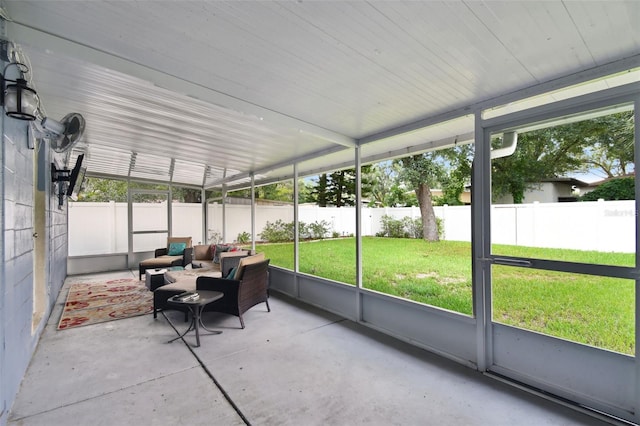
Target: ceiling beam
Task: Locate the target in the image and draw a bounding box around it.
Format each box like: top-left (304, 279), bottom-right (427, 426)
top-left (222, 131), bottom-right (475, 192)
top-left (206, 144), bottom-right (350, 188)
top-left (5, 21), bottom-right (356, 149)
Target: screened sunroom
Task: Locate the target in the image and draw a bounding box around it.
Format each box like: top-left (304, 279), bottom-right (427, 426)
top-left (1, 2), bottom-right (639, 425)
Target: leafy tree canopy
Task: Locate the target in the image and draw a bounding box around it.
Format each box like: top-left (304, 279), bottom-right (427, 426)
top-left (491, 111), bottom-right (634, 203)
top-left (79, 177), bottom-right (204, 203)
top-left (306, 166), bottom-right (373, 207)
top-left (80, 177), bottom-right (128, 202)
top-left (433, 145), bottom-right (474, 206)
top-left (228, 181), bottom-right (303, 203)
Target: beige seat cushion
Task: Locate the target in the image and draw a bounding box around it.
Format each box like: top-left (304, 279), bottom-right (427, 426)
top-left (165, 268), bottom-right (222, 282)
top-left (234, 252), bottom-right (266, 280)
top-left (162, 268), bottom-right (223, 293)
top-left (140, 255), bottom-right (183, 267)
top-left (160, 278), bottom-right (198, 292)
top-left (193, 244), bottom-right (212, 260)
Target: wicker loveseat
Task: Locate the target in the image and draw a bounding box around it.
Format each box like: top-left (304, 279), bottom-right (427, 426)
top-left (152, 250), bottom-right (251, 318)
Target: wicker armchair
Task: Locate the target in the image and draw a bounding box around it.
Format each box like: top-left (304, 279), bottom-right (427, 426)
top-left (196, 258), bottom-right (271, 329)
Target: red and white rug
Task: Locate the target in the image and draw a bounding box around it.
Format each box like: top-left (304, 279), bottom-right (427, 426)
top-left (58, 278), bottom-right (153, 330)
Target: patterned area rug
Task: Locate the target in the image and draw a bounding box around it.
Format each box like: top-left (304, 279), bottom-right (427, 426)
top-left (58, 278), bottom-right (153, 330)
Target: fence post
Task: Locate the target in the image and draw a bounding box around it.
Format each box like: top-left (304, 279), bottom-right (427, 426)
top-left (109, 201), bottom-right (116, 253)
top-left (531, 201), bottom-right (539, 247)
top-left (597, 198), bottom-right (605, 251)
top-left (442, 204), bottom-right (448, 240)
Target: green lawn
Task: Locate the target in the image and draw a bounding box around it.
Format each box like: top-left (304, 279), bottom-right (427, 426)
top-left (252, 237), bottom-right (635, 355)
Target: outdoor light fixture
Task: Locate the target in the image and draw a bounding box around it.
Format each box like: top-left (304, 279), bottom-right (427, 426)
top-left (1, 62), bottom-right (38, 121)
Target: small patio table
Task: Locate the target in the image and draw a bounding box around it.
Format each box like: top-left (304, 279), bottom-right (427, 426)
top-left (166, 290), bottom-right (223, 347)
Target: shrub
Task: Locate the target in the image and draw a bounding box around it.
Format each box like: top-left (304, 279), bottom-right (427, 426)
top-left (298, 221), bottom-right (309, 240)
top-left (259, 219), bottom-right (293, 242)
top-left (378, 215), bottom-right (444, 239)
top-left (379, 215), bottom-right (408, 238)
top-left (436, 217), bottom-right (444, 240)
top-left (308, 220), bottom-right (331, 239)
top-left (403, 217), bottom-right (423, 239)
top-left (208, 230), bottom-right (222, 244)
top-left (580, 177), bottom-right (634, 201)
top-left (259, 220), bottom-right (330, 242)
top-left (236, 231), bottom-right (251, 244)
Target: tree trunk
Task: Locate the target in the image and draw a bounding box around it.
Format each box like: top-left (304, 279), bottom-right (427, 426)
top-left (415, 183), bottom-right (439, 241)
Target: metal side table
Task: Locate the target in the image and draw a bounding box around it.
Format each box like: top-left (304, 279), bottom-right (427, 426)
top-left (166, 290), bottom-right (223, 347)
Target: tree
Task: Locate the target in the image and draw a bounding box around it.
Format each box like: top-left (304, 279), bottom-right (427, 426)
top-left (366, 162), bottom-right (417, 207)
top-left (297, 180), bottom-right (315, 204)
top-left (580, 111), bottom-right (634, 178)
top-left (172, 187), bottom-right (201, 203)
top-left (228, 182), bottom-right (299, 203)
top-left (326, 167), bottom-right (373, 207)
top-left (491, 111), bottom-right (634, 203)
top-left (80, 177), bottom-right (208, 203)
top-left (491, 128), bottom-right (585, 203)
top-left (80, 177), bottom-right (128, 202)
top-left (433, 145), bottom-right (474, 206)
top-left (327, 170), bottom-right (350, 207)
top-left (397, 153), bottom-right (447, 241)
top-left (310, 174), bottom-right (329, 206)
top-left (306, 166), bottom-right (373, 207)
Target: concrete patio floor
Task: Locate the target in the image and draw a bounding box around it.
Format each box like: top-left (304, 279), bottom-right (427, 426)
top-left (8, 270), bottom-right (613, 426)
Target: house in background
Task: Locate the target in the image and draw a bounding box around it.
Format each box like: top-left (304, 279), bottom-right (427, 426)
top-left (493, 177), bottom-right (592, 204)
top-left (430, 188), bottom-right (472, 205)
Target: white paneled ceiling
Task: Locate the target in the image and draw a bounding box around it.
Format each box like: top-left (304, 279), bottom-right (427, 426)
top-left (2, 1), bottom-right (640, 188)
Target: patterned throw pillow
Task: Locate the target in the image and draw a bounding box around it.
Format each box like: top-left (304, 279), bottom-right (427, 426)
top-left (212, 244), bottom-right (231, 263)
top-left (168, 242), bottom-right (187, 256)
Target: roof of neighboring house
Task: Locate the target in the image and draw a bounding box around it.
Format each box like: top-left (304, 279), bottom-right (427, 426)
top-left (587, 173), bottom-right (636, 188)
top-left (539, 177), bottom-right (591, 188)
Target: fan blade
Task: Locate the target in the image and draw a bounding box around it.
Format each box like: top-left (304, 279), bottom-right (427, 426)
top-left (65, 116), bottom-right (81, 135)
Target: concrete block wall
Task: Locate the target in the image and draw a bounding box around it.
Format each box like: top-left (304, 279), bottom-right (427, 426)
top-left (0, 114), bottom-right (68, 426)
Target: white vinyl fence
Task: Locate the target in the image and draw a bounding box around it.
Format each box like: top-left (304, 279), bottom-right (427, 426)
top-left (68, 199), bottom-right (635, 256)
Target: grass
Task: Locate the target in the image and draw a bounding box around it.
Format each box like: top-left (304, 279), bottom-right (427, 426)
top-left (253, 237), bottom-right (635, 355)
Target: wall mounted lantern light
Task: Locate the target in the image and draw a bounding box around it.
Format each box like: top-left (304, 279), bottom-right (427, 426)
top-left (1, 62), bottom-right (38, 121)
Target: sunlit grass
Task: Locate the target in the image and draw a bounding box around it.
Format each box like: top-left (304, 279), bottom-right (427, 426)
top-left (253, 237), bottom-right (635, 355)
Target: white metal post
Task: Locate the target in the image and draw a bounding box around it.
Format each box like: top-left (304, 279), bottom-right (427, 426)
top-left (201, 188), bottom-right (207, 245)
top-left (472, 111), bottom-right (491, 372)
top-left (355, 146), bottom-right (363, 321)
top-left (251, 173), bottom-right (256, 250)
top-left (167, 184), bottom-right (172, 236)
top-left (222, 186), bottom-right (227, 243)
top-left (127, 179), bottom-right (133, 268)
top-left (293, 164), bottom-right (300, 297)
top-left (634, 97), bottom-right (640, 425)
